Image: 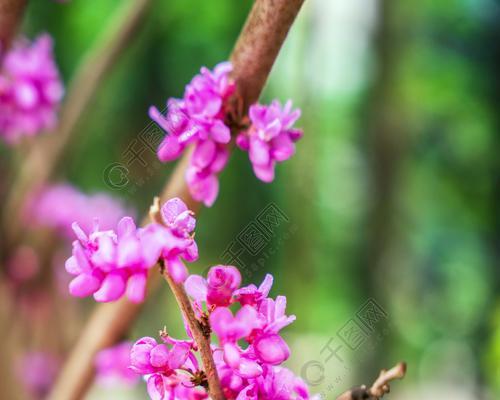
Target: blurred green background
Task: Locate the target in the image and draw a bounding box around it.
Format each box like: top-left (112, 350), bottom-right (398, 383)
top-left (5, 0), bottom-right (500, 398)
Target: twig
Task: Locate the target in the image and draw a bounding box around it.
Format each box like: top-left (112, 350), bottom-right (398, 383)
top-left (164, 269), bottom-right (224, 398)
top-left (2, 0), bottom-right (152, 247)
top-left (48, 1), bottom-right (305, 399)
top-left (150, 197), bottom-right (224, 399)
top-left (0, 0), bottom-right (27, 54)
top-left (336, 362), bottom-right (407, 400)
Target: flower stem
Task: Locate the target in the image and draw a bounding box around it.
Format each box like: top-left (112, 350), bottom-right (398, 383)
top-left (150, 196), bottom-right (224, 399)
top-left (163, 269), bottom-right (224, 399)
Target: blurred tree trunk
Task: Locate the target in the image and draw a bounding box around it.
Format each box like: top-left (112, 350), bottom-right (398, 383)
top-left (357, 0), bottom-right (407, 372)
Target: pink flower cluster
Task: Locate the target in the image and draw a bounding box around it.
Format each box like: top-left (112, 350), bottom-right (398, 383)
top-left (0, 34), bottom-right (64, 144)
top-left (130, 335), bottom-right (207, 399)
top-left (65, 198), bottom-right (197, 303)
top-left (150, 63), bottom-right (234, 207)
top-left (28, 183), bottom-right (134, 238)
top-left (150, 62), bottom-right (303, 207)
top-left (95, 342), bottom-right (139, 387)
top-left (236, 100), bottom-right (303, 183)
top-left (130, 266), bottom-right (317, 399)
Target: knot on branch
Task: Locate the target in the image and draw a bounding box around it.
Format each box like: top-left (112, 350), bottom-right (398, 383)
top-left (337, 362), bottom-right (406, 400)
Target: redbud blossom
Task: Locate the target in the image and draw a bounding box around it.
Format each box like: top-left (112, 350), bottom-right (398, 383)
top-left (0, 34), bottom-right (64, 144)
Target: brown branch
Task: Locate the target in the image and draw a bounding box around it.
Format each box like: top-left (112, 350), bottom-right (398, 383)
top-left (3, 0), bottom-right (152, 247)
top-left (336, 362), bottom-right (407, 400)
top-left (0, 0), bottom-right (27, 54)
top-left (149, 197), bottom-right (224, 399)
top-left (230, 0), bottom-right (305, 112)
top-left (48, 1), bottom-right (305, 399)
top-left (164, 270), bottom-right (224, 398)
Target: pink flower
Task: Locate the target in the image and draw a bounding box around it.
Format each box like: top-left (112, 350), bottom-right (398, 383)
top-left (28, 183), bottom-right (134, 238)
top-left (65, 198), bottom-right (198, 302)
top-left (239, 366), bottom-right (316, 400)
top-left (7, 245), bottom-right (40, 282)
top-left (210, 305), bottom-right (261, 343)
top-left (234, 273), bottom-right (273, 307)
top-left (185, 265), bottom-right (241, 308)
top-left (95, 342), bottom-right (139, 387)
top-left (130, 335), bottom-right (206, 400)
top-left (252, 334), bottom-right (290, 366)
top-left (0, 34), bottom-right (64, 144)
top-left (16, 352), bottom-right (59, 399)
top-left (150, 62), bottom-right (234, 207)
top-left (236, 100), bottom-right (303, 182)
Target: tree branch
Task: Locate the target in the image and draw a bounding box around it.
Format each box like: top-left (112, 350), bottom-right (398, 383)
top-left (149, 197), bottom-right (224, 399)
top-left (3, 0), bottom-right (152, 247)
top-left (0, 0), bottom-right (27, 54)
top-left (230, 0), bottom-right (305, 112)
top-left (336, 362), bottom-right (407, 400)
top-left (48, 0), bottom-right (305, 398)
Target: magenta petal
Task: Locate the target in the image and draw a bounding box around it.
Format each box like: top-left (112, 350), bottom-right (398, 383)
top-left (253, 162), bottom-right (275, 183)
top-left (288, 128), bottom-right (303, 142)
top-left (116, 235), bottom-right (142, 268)
top-left (168, 342), bottom-right (190, 369)
top-left (184, 275), bottom-right (208, 302)
top-left (249, 137), bottom-right (270, 166)
top-left (192, 139), bottom-right (216, 169)
top-left (117, 216), bottom-right (137, 238)
top-left (183, 241), bottom-right (199, 262)
top-left (149, 106), bottom-right (170, 132)
top-left (209, 307), bottom-right (233, 338)
top-left (161, 197), bottom-right (188, 225)
top-left (90, 234), bottom-right (116, 270)
top-left (175, 210), bottom-right (196, 233)
top-left (223, 342), bottom-right (241, 369)
top-left (69, 273), bottom-right (101, 297)
top-left (237, 358), bottom-right (263, 378)
top-left (130, 337), bottom-right (157, 374)
top-left (65, 256), bottom-right (80, 275)
top-left (167, 257), bottom-right (188, 283)
top-left (93, 271), bottom-right (127, 302)
top-left (253, 334), bottom-right (290, 365)
top-left (150, 344), bottom-right (170, 368)
top-left (236, 305), bottom-right (260, 335)
top-left (259, 274), bottom-right (274, 297)
top-left (140, 224), bottom-right (169, 267)
top-left (209, 146), bottom-right (229, 174)
top-left (264, 118), bottom-right (282, 139)
top-left (157, 135), bottom-right (183, 162)
top-left (186, 169), bottom-right (219, 207)
top-left (71, 222), bottom-right (88, 243)
top-left (73, 242), bottom-right (92, 274)
top-left (146, 374), bottom-right (165, 400)
top-left (126, 272), bottom-right (147, 303)
top-left (271, 133), bottom-right (295, 162)
top-left (236, 133), bottom-right (250, 151)
top-left (210, 120), bottom-right (231, 143)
